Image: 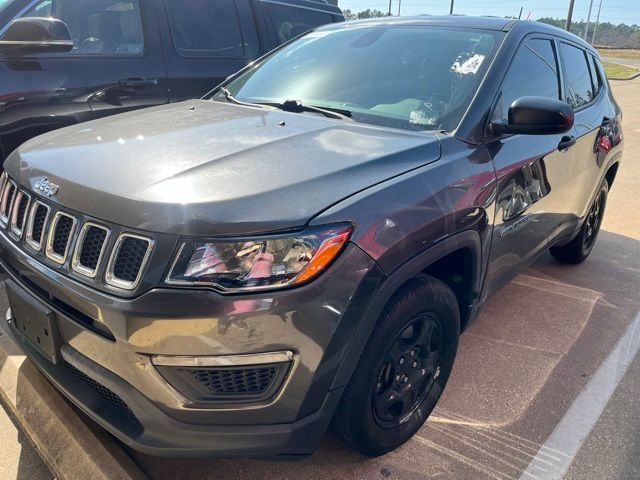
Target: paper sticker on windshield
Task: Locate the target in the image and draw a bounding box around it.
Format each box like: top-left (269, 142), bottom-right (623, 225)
top-left (451, 54), bottom-right (485, 75)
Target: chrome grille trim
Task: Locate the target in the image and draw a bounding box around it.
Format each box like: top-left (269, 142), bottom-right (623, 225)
top-left (25, 201), bottom-right (51, 251)
top-left (45, 211), bottom-right (77, 265)
top-left (72, 222), bottom-right (111, 278)
top-left (10, 190), bottom-right (31, 237)
top-left (0, 172), bottom-right (7, 199)
top-left (105, 233), bottom-right (154, 290)
top-left (0, 180), bottom-right (17, 226)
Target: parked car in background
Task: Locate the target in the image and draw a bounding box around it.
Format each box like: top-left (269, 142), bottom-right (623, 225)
top-left (0, 16), bottom-right (622, 457)
top-left (0, 0), bottom-right (344, 161)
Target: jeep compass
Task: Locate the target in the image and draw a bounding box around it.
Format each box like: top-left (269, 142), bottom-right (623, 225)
top-left (0, 16), bottom-right (623, 457)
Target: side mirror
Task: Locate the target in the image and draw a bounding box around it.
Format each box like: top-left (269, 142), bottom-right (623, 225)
top-left (490, 96), bottom-right (574, 136)
top-left (0, 17), bottom-right (73, 57)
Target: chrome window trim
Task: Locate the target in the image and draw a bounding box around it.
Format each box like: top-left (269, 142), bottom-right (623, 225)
top-left (0, 180), bottom-right (17, 227)
top-left (151, 351), bottom-right (294, 367)
top-left (10, 190), bottom-right (31, 237)
top-left (71, 222), bottom-right (111, 278)
top-left (105, 233), bottom-right (154, 290)
top-left (45, 211), bottom-right (77, 265)
top-left (25, 200), bottom-right (51, 252)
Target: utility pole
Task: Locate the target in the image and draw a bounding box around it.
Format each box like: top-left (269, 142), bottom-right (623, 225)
top-left (518, 6), bottom-right (523, 19)
top-left (583, 0), bottom-right (595, 40)
top-left (398, 0), bottom-right (401, 16)
top-left (449, 0), bottom-right (454, 15)
top-left (591, 0), bottom-right (604, 44)
top-left (387, 0), bottom-right (392, 16)
top-left (565, 0), bottom-right (575, 31)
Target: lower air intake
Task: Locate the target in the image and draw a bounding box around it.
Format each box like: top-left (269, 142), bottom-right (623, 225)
top-left (157, 363), bottom-right (290, 404)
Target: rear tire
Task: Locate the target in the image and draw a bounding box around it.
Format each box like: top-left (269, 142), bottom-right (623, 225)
top-left (550, 179), bottom-right (608, 264)
top-left (331, 276), bottom-right (460, 456)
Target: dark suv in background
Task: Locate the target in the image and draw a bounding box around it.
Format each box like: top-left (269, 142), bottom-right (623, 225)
top-left (0, 0), bottom-right (344, 161)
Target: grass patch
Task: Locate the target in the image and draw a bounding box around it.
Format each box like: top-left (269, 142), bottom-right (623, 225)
top-left (602, 61), bottom-right (638, 79)
top-left (597, 48), bottom-right (640, 60)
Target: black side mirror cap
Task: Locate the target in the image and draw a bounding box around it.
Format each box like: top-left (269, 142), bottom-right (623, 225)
top-left (490, 96), bottom-right (575, 136)
top-left (0, 18), bottom-right (73, 57)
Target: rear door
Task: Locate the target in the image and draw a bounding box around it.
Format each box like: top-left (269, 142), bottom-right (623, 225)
top-left (159, 0), bottom-right (261, 102)
top-left (0, 0), bottom-right (168, 156)
top-left (553, 41), bottom-right (609, 240)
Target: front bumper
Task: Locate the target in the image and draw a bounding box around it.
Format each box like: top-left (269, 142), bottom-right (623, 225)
top-left (0, 228), bottom-right (382, 456)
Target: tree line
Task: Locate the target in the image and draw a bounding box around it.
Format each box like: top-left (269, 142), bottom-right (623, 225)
top-left (341, 10), bottom-right (640, 48)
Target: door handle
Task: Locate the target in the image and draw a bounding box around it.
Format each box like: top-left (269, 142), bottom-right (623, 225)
top-left (118, 77), bottom-right (158, 88)
top-left (558, 135), bottom-right (576, 151)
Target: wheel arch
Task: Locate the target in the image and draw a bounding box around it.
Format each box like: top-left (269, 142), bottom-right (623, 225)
top-left (330, 229), bottom-right (483, 391)
top-left (605, 160), bottom-right (620, 188)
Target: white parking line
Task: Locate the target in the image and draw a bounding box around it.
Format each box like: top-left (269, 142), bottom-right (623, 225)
top-left (519, 311), bottom-right (640, 480)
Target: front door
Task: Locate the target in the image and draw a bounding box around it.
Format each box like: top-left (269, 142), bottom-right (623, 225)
top-left (483, 36), bottom-right (579, 298)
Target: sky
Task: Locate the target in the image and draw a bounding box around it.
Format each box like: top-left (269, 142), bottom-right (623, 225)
top-left (337, 0), bottom-right (640, 26)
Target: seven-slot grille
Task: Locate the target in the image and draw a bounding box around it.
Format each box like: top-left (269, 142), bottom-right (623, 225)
top-left (0, 176), bottom-right (154, 291)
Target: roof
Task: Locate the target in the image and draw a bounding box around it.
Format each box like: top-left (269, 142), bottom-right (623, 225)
top-left (335, 15), bottom-right (517, 31)
top-left (320, 15), bottom-right (596, 52)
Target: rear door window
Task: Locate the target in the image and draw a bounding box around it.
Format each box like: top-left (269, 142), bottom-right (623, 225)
top-left (560, 43), bottom-right (595, 109)
top-left (165, 0), bottom-right (245, 58)
top-left (21, 0), bottom-right (145, 55)
top-left (497, 38), bottom-right (560, 122)
top-left (265, 2), bottom-right (334, 43)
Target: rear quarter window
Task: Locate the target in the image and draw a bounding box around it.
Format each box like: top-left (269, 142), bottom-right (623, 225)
top-left (588, 54), bottom-right (602, 96)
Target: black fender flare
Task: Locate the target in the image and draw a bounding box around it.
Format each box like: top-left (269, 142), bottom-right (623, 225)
top-left (329, 228), bottom-right (483, 391)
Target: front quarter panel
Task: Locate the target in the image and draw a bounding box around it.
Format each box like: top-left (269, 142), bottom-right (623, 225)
top-left (310, 136), bottom-right (496, 276)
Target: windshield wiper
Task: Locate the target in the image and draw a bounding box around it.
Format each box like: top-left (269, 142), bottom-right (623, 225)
top-left (259, 99), bottom-right (353, 122)
top-left (219, 87), bottom-right (267, 109)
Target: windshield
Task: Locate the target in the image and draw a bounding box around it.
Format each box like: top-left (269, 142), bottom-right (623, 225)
top-left (217, 25), bottom-right (503, 132)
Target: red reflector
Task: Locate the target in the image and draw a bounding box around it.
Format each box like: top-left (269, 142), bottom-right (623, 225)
top-left (598, 136), bottom-right (612, 152)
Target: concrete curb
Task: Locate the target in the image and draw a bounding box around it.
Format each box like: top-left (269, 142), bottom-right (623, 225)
top-left (0, 323), bottom-right (148, 480)
top-left (609, 71), bottom-right (640, 81)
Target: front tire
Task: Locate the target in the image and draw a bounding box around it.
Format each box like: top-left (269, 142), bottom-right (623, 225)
top-left (332, 276), bottom-right (460, 456)
top-left (550, 179), bottom-right (608, 264)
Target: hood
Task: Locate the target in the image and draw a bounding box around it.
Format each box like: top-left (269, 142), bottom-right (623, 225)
top-left (5, 100), bottom-right (441, 236)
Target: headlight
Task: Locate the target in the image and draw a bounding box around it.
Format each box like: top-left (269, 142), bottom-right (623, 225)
top-left (166, 224), bottom-right (352, 292)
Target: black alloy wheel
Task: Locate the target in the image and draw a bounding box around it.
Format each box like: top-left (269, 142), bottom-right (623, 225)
top-left (373, 314), bottom-right (442, 427)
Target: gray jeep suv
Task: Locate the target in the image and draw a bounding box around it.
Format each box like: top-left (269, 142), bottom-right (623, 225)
top-left (0, 16), bottom-right (623, 458)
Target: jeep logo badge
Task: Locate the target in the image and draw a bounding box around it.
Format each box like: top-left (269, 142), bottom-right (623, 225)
top-left (34, 177), bottom-right (59, 197)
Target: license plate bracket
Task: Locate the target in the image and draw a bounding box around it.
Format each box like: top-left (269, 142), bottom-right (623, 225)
top-left (6, 279), bottom-right (60, 364)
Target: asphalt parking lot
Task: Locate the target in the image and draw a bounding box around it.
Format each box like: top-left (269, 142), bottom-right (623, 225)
top-left (1, 78), bottom-right (639, 480)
